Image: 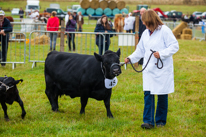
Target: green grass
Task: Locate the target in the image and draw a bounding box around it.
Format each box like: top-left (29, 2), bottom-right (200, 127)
top-left (0, 39), bottom-right (205, 136)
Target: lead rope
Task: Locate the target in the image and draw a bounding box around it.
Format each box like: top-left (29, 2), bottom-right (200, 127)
top-left (122, 49), bottom-right (163, 73)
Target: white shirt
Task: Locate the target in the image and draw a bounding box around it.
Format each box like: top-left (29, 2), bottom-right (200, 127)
top-left (65, 14), bottom-right (69, 25)
top-left (79, 15), bottom-right (82, 21)
top-left (128, 25), bottom-right (179, 95)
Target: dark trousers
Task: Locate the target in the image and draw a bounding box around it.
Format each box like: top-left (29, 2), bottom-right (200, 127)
top-left (98, 43), bottom-right (109, 55)
top-left (0, 35), bottom-right (9, 65)
top-left (143, 91), bottom-right (168, 126)
top-left (67, 33), bottom-right (75, 51)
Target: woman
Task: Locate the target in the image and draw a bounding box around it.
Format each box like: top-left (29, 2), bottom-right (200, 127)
top-left (124, 10), bottom-right (179, 129)
top-left (47, 11), bottom-right (59, 51)
top-left (94, 15), bottom-right (113, 55)
top-left (66, 15), bottom-right (76, 51)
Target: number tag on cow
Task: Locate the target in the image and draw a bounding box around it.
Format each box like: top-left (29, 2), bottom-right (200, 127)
top-left (104, 77), bottom-right (118, 89)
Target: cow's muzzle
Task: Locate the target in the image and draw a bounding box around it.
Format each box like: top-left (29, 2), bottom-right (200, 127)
top-left (110, 63), bottom-right (122, 76)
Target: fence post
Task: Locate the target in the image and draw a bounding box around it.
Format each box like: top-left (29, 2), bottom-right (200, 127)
top-left (135, 15), bottom-right (139, 49)
top-left (60, 20), bottom-right (65, 52)
top-left (134, 16), bottom-right (139, 67)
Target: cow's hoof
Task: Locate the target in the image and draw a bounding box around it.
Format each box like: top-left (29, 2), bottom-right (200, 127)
top-left (80, 111), bottom-right (85, 115)
top-left (107, 115), bottom-right (114, 118)
top-left (52, 108), bottom-right (58, 112)
top-left (5, 118), bottom-right (10, 121)
top-left (21, 112), bottom-right (26, 119)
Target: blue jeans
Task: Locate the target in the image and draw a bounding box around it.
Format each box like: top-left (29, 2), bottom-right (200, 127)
top-left (49, 33), bottom-right (57, 50)
top-left (143, 91), bottom-right (168, 126)
top-left (98, 43), bottom-right (109, 55)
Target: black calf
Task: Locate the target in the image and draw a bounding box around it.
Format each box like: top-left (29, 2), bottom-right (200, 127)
top-left (0, 76), bottom-right (26, 121)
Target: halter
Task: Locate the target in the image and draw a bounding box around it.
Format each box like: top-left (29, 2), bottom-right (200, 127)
top-left (101, 62), bottom-right (121, 79)
top-left (0, 81), bottom-right (14, 91)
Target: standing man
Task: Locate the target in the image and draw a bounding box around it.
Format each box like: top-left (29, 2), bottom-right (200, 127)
top-left (0, 10), bottom-right (12, 67)
top-left (19, 7), bottom-right (24, 22)
top-left (133, 8), bottom-right (147, 65)
top-left (76, 12), bottom-right (84, 32)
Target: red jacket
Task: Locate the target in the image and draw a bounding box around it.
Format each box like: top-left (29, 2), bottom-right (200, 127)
top-left (47, 17), bottom-right (59, 31)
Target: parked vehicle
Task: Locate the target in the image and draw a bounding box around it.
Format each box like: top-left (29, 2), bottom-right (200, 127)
top-left (11, 8), bottom-right (20, 15)
top-left (67, 5), bottom-right (81, 13)
top-left (201, 12), bottom-right (206, 19)
top-left (46, 8), bottom-right (67, 18)
top-left (25, 0), bottom-right (40, 16)
top-left (165, 11), bottom-right (182, 19)
top-left (192, 11), bottom-right (203, 19)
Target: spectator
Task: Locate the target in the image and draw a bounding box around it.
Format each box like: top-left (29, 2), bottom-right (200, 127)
top-left (171, 13), bottom-right (177, 22)
top-left (94, 15), bottom-right (113, 55)
top-left (19, 7), bottom-right (24, 22)
top-left (76, 12), bottom-right (84, 32)
top-left (66, 15), bottom-right (76, 52)
top-left (193, 16), bottom-right (202, 24)
top-left (65, 12), bottom-right (71, 26)
top-left (133, 8), bottom-right (147, 65)
top-left (189, 14), bottom-right (194, 23)
top-left (47, 11), bottom-right (59, 51)
top-left (124, 9), bottom-right (179, 129)
top-left (72, 12), bottom-right (77, 21)
top-left (124, 14), bottom-right (130, 32)
top-left (0, 10), bottom-right (13, 67)
top-left (72, 12), bottom-right (77, 31)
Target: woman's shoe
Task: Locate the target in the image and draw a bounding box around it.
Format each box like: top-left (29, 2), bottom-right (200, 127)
top-left (141, 123), bottom-right (154, 129)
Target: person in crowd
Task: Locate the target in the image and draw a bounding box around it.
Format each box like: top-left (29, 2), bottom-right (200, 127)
top-left (94, 15), bottom-right (113, 55)
top-left (76, 12), bottom-right (84, 32)
top-left (133, 8), bottom-right (147, 65)
top-left (65, 12), bottom-right (71, 26)
top-left (66, 15), bottom-right (76, 52)
top-left (171, 13), bottom-right (177, 22)
top-left (124, 14), bottom-right (130, 32)
top-left (19, 7), bottom-right (24, 22)
top-left (47, 11), bottom-right (59, 51)
top-left (189, 14), bottom-right (194, 23)
top-left (72, 12), bottom-right (77, 21)
top-left (193, 16), bottom-right (202, 24)
top-left (124, 9), bottom-right (179, 129)
top-left (0, 10), bottom-right (13, 67)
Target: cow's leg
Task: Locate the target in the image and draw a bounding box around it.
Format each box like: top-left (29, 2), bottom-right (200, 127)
top-left (1, 102), bottom-right (9, 121)
top-left (80, 96), bottom-right (88, 115)
top-left (52, 86), bottom-right (59, 111)
top-left (104, 95), bottom-right (113, 118)
top-left (15, 95), bottom-right (26, 119)
top-left (45, 74), bottom-right (58, 111)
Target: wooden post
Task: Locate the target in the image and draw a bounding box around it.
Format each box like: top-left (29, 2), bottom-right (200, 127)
top-left (134, 15), bottom-right (139, 68)
top-left (135, 15), bottom-right (139, 49)
top-left (60, 20), bottom-right (65, 52)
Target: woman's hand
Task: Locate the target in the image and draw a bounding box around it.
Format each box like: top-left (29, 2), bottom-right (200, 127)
top-left (153, 51), bottom-right (160, 58)
top-left (105, 30), bottom-right (108, 33)
top-left (124, 58), bottom-right (130, 64)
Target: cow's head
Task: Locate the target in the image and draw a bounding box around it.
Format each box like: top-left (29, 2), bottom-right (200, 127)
top-left (0, 77), bottom-right (23, 93)
top-left (94, 49), bottom-right (121, 79)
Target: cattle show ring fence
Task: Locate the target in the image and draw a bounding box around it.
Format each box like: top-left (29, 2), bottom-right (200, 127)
top-left (0, 21), bottom-right (205, 69)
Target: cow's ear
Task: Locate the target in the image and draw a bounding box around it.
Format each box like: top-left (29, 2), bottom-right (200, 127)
top-left (116, 48), bottom-right (121, 57)
top-left (14, 79), bottom-right (23, 84)
top-left (94, 52), bottom-right (103, 62)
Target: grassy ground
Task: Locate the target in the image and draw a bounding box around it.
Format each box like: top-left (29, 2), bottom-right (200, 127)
top-left (0, 39), bottom-right (205, 136)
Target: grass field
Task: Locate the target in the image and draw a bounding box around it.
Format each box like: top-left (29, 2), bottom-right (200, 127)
top-left (0, 1), bottom-right (206, 136)
top-left (0, 39), bottom-right (205, 136)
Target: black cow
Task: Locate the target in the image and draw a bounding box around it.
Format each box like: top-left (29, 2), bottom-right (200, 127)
top-left (0, 76), bottom-right (26, 121)
top-left (45, 49), bottom-right (121, 118)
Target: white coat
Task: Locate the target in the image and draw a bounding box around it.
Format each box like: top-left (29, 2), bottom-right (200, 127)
top-left (124, 17), bottom-right (129, 30)
top-left (124, 16), bottom-right (135, 31)
top-left (128, 25), bottom-right (179, 95)
top-left (65, 14), bottom-right (69, 25)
